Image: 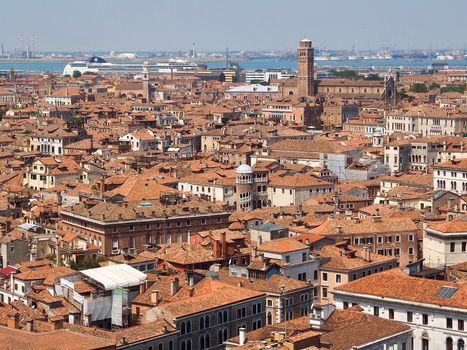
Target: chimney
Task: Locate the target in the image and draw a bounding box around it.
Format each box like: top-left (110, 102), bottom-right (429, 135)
top-left (237, 281), bottom-right (243, 288)
top-left (7, 312), bottom-right (19, 329)
top-left (26, 319), bottom-right (34, 332)
top-left (187, 287), bottom-right (194, 297)
top-left (221, 231), bottom-right (227, 259)
top-left (170, 277), bottom-right (179, 296)
top-left (51, 317), bottom-right (63, 330)
top-left (239, 327), bottom-right (246, 346)
top-left (363, 246), bottom-right (371, 262)
top-left (139, 281), bottom-right (147, 294)
top-left (336, 225), bottom-right (343, 235)
top-left (163, 325), bottom-right (168, 334)
top-left (373, 208), bottom-right (381, 222)
top-left (298, 204), bottom-right (303, 218)
top-left (279, 206), bottom-right (284, 219)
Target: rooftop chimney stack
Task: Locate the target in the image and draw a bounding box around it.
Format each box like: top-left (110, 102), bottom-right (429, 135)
top-left (151, 289), bottom-right (159, 304)
top-left (170, 277), bottom-right (179, 296)
top-left (7, 312), bottom-right (19, 329)
top-left (239, 327), bottom-right (246, 346)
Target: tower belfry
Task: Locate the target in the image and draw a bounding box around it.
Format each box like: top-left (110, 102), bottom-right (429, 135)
top-left (297, 38), bottom-right (315, 97)
top-left (142, 61), bottom-right (150, 101)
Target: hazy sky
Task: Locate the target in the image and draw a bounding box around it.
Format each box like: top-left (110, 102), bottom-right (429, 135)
top-left (2, 0), bottom-right (466, 52)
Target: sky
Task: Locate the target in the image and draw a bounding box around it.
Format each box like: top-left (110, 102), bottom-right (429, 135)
top-left (1, 0), bottom-right (467, 52)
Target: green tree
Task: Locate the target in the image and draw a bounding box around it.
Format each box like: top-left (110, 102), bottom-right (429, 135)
top-left (330, 69), bottom-right (360, 80)
top-left (364, 74), bottom-right (383, 81)
top-left (429, 82), bottom-right (440, 90)
top-left (72, 70), bottom-right (82, 78)
top-left (440, 84), bottom-right (466, 94)
top-left (69, 255), bottom-right (106, 271)
top-left (410, 83), bottom-right (428, 93)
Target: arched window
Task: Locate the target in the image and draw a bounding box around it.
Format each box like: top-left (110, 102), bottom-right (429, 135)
top-left (223, 328), bottom-right (228, 342)
top-left (447, 337), bottom-right (453, 350)
top-left (181, 340), bottom-right (186, 350)
top-left (187, 339), bottom-right (192, 350)
top-left (267, 299), bottom-right (273, 307)
top-left (267, 312), bottom-right (273, 325)
top-left (200, 335), bottom-right (205, 350)
top-left (205, 316), bottom-right (210, 328)
top-left (186, 320), bottom-right (191, 333)
top-left (218, 329), bottom-right (223, 345)
top-left (218, 312), bottom-right (223, 324)
top-left (200, 316), bottom-right (205, 330)
top-left (422, 332), bottom-right (429, 350)
top-left (458, 339), bottom-right (465, 350)
top-left (181, 322), bottom-right (186, 335)
top-left (205, 334), bottom-right (210, 348)
top-left (223, 311), bottom-right (228, 323)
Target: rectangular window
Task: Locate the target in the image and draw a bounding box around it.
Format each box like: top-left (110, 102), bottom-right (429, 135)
top-left (322, 272), bottom-right (328, 281)
top-left (422, 314), bottom-right (428, 325)
top-left (322, 287), bottom-right (328, 299)
top-left (407, 311), bottom-right (413, 322)
top-left (459, 319), bottom-right (464, 331)
top-left (335, 274), bottom-right (341, 284)
top-left (447, 317), bottom-right (453, 329)
top-left (374, 306), bottom-right (379, 316)
top-left (389, 308), bottom-right (394, 319)
top-left (343, 302), bottom-right (349, 310)
top-left (450, 242), bottom-right (455, 253)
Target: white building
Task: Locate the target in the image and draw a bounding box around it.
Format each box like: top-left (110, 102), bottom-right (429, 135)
top-left (385, 107), bottom-right (467, 137)
top-left (267, 172), bottom-right (334, 207)
top-left (177, 174), bottom-right (236, 205)
top-left (423, 215), bottom-right (467, 268)
top-left (433, 158), bottom-right (467, 195)
top-left (119, 129), bottom-right (157, 151)
top-left (333, 268), bottom-right (466, 350)
top-left (245, 69), bottom-right (294, 83)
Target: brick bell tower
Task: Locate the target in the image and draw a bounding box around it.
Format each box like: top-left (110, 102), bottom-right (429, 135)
top-left (297, 38), bottom-right (315, 96)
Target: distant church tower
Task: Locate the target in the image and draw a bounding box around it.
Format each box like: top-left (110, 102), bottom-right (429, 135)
top-left (142, 61), bottom-right (150, 101)
top-left (297, 38), bottom-right (315, 96)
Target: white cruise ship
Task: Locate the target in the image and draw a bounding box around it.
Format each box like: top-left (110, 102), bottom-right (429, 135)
top-left (62, 56), bottom-right (199, 76)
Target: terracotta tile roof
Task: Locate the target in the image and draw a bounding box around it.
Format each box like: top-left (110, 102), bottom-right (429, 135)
top-left (268, 172), bottom-right (333, 189)
top-left (434, 158), bottom-right (467, 171)
top-left (311, 216), bottom-right (417, 236)
top-left (427, 214), bottom-right (467, 233)
top-left (319, 244), bottom-right (397, 271)
top-left (319, 309), bottom-right (411, 350)
top-left (158, 278), bottom-right (264, 318)
top-left (154, 243), bottom-right (221, 265)
top-left (214, 269), bottom-right (310, 293)
top-left (335, 268), bottom-right (467, 309)
top-left (258, 237), bottom-right (308, 254)
top-left (0, 327), bottom-right (115, 350)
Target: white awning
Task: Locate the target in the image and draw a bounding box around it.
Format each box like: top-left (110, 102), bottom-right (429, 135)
top-left (81, 264), bottom-right (146, 291)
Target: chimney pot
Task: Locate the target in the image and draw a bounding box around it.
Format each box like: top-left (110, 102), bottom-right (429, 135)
top-left (151, 289), bottom-right (160, 304)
